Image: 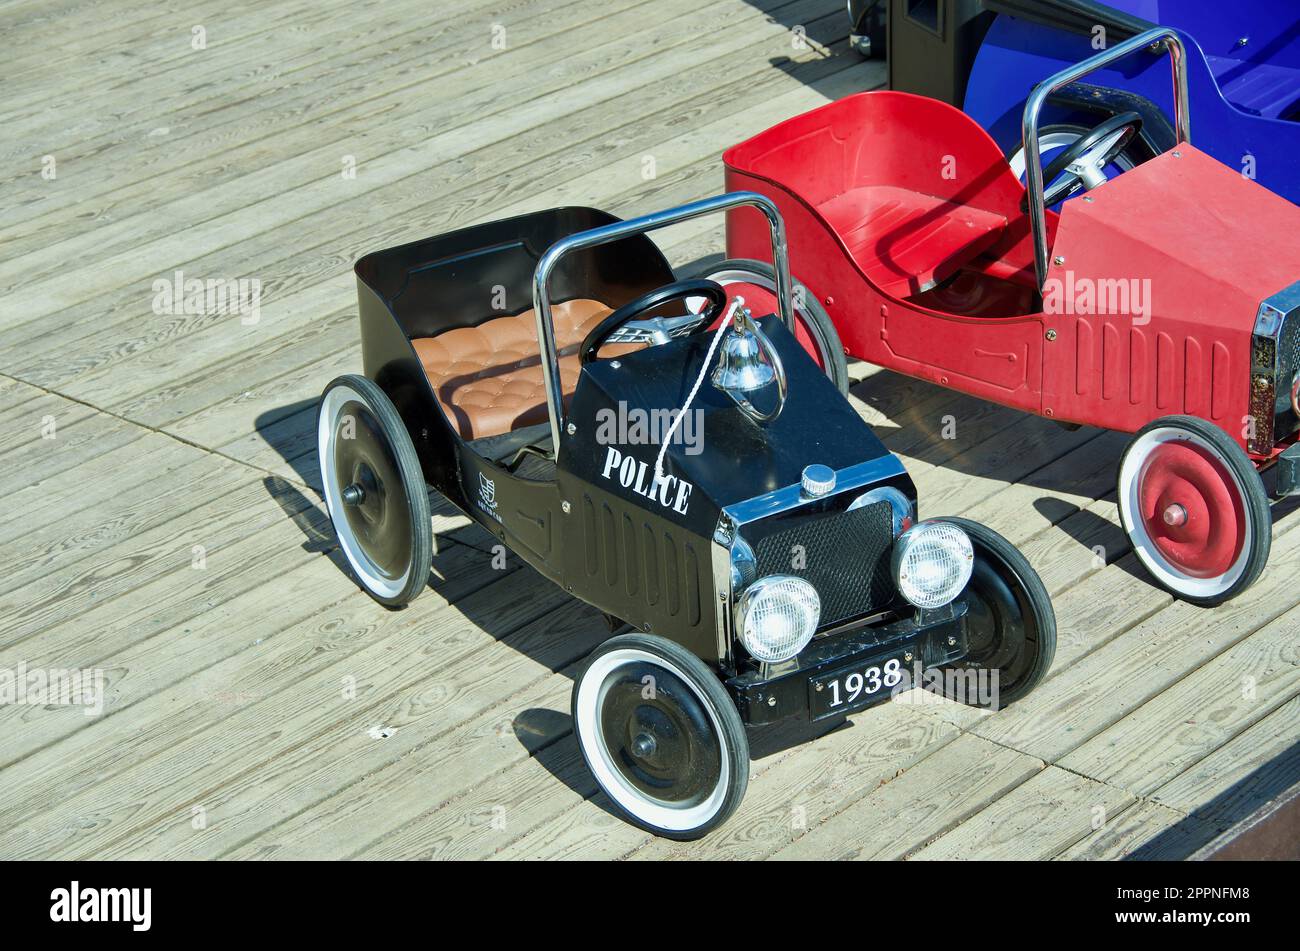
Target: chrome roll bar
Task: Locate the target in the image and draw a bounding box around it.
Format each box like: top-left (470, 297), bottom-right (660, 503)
top-left (1023, 27), bottom-right (1190, 290)
top-left (531, 191), bottom-right (793, 449)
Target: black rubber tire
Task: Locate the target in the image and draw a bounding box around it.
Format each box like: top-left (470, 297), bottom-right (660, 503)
top-left (685, 258), bottom-right (850, 395)
top-left (937, 517), bottom-right (1056, 708)
top-left (317, 374), bottom-right (432, 608)
top-left (571, 632), bottom-right (749, 840)
top-left (1116, 415), bottom-right (1271, 607)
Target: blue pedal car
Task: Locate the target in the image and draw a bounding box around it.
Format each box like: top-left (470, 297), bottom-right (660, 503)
top-left (962, 0), bottom-right (1300, 205)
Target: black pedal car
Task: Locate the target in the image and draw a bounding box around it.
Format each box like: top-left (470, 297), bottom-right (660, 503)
top-left (317, 193), bottom-right (1057, 839)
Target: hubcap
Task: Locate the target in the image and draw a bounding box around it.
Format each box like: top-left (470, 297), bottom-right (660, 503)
top-left (597, 662), bottom-right (721, 806)
top-left (1136, 440), bottom-right (1245, 579)
top-left (958, 558), bottom-right (1027, 679)
top-left (318, 384), bottom-right (415, 599)
top-left (574, 648), bottom-right (731, 832)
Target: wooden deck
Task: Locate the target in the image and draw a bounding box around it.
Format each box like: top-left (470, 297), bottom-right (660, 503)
top-left (1, 0), bottom-right (1296, 861)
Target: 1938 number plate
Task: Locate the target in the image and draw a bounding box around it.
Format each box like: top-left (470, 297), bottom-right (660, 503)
top-left (809, 655), bottom-right (905, 720)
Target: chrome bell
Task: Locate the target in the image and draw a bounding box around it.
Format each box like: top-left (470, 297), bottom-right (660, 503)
top-left (711, 297), bottom-right (787, 423)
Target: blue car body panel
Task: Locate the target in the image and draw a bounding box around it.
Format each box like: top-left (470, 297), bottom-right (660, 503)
top-left (964, 2), bottom-right (1300, 203)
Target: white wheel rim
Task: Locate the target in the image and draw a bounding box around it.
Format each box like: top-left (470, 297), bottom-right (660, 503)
top-left (574, 648), bottom-right (731, 833)
top-left (1117, 427), bottom-right (1254, 599)
top-left (318, 383), bottom-right (412, 600)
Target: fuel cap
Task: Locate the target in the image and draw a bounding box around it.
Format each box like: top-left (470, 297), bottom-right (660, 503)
top-left (801, 464), bottom-right (836, 498)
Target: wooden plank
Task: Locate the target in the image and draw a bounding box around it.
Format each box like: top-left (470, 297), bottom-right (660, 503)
top-left (492, 703), bottom-right (962, 861)
top-left (0, 0), bottom-right (823, 338)
top-left (956, 430), bottom-right (1129, 547)
top-left (1150, 695), bottom-right (1300, 829)
top-left (0, 526), bottom-right (495, 772)
top-left (965, 514), bottom-right (1300, 762)
top-left (1058, 605), bottom-right (1300, 796)
top-left (0, 474), bottom-right (308, 649)
top-left (0, 0), bottom-right (600, 187)
top-left (769, 733), bottom-right (1045, 860)
top-left (0, 0), bottom-right (612, 251)
top-left (1055, 800), bottom-right (1221, 860)
top-left (0, 432), bottom-right (210, 543)
top-left (909, 766), bottom-right (1134, 860)
top-left (0, 411), bottom-right (146, 496)
top-left (122, 61), bottom-right (868, 459)
top-left (0, 563), bottom-right (579, 858)
top-left (226, 665), bottom-right (581, 859)
top-left (627, 704), bottom-right (961, 861)
top-left (0, 0), bottom-right (646, 262)
top-left (0, 452), bottom-right (241, 588)
top-left (361, 734), bottom-right (600, 861)
top-left (0, 390), bottom-right (99, 460)
top-left (8, 21), bottom-right (863, 421)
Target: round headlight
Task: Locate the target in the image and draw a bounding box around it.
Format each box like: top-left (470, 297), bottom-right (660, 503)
top-left (891, 520), bottom-right (974, 609)
top-left (734, 575), bottom-right (820, 663)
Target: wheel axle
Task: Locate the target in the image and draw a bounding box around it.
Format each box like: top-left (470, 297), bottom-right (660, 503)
top-left (341, 483), bottom-right (366, 506)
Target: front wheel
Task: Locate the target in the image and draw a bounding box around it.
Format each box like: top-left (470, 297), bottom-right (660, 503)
top-left (1116, 415), bottom-right (1271, 607)
top-left (937, 517), bottom-right (1056, 708)
top-left (685, 258), bottom-right (850, 395)
top-left (317, 374), bottom-right (432, 607)
top-left (571, 633), bottom-right (749, 839)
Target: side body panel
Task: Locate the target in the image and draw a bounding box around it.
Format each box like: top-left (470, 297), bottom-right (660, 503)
top-left (1041, 146), bottom-right (1300, 448)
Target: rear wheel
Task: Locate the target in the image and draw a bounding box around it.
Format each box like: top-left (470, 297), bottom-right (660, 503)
top-left (686, 258), bottom-right (850, 395)
top-left (318, 374), bottom-right (432, 607)
top-left (937, 517), bottom-right (1056, 708)
top-left (1117, 415), bottom-right (1270, 607)
top-left (571, 633), bottom-right (749, 839)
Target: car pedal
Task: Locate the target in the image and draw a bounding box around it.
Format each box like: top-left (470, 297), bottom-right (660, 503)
top-left (1276, 443), bottom-right (1300, 497)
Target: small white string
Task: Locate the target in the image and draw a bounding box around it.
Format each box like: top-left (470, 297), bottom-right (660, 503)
top-left (653, 297), bottom-right (744, 484)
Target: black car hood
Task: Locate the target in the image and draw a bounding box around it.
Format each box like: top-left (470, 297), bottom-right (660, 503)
top-left (561, 316), bottom-right (901, 531)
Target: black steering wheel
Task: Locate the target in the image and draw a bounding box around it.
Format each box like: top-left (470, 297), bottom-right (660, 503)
top-left (1021, 111), bottom-right (1143, 211)
top-left (579, 279), bottom-right (728, 365)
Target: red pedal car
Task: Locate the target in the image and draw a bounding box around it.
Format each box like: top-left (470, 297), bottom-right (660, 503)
top-left (700, 28), bottom-right (1300, 607)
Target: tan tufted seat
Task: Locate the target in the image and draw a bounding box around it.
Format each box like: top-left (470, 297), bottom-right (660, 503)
top-left (412, 298), bottom-right (641, 440)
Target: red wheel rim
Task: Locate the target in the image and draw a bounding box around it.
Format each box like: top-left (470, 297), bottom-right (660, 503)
top-left (1136, 439), bottom-right (1246, 579)
top-left (710, 281), bottom-right (827, 371)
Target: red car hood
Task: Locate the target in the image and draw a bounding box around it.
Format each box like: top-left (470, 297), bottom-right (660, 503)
top-left (1051, 145), bottom-right (1300, 330)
